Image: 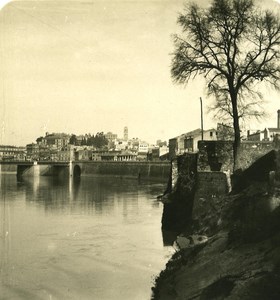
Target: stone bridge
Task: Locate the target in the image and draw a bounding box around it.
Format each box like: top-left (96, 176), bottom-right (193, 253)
top-left (11, 161), bottom-right (81, 178)
top-left (1, 160), bottom-right (170, 180)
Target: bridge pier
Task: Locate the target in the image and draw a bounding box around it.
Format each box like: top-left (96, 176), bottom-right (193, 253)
top-left (34, 163), bottom-right (40, 177)
top-left (17, 164), bottom-right (35, 177)
top-left (69, 161), bottom-right (73, 177)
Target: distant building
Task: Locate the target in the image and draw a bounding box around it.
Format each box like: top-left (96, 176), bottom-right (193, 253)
top-left (138, 142), bottom-right (149, 153)
top-left (26, 143), bottom-right (39, 160)
top-left (0, 145), bottom-right (26, 161)
top-left (57, 145), bottom-right (75, 161)
top-left (128, 138), bottom-right (140, 151)
top-left (99, 152), bottom-right (117, 161)
top-left (38, 145), bottom-right (51, 160)
top-left (115, 140), bottom-right (128, 151)
top-left (264, 127), bottom-right (280, 141)
top-left (149, 145), bottom-right (169, 161)
top-left (247, 130), bottom-right (265, 141)
top-left (136, 141), bottom-right (149, 160)
top-left (105, 132), bottom-right (118, 141)
top-left (117, 151), bottom-right (137, 161)
top-left (74, 149), bottom-right (92, 161)
top-left (217, 123), bottom-right (235, 141)
top-left (159, 145), bottom-right (169, 157)
top-left (40, 133), bottom-right (70, 150)
top-left (57, 150), bottom-right (71, 161)
top-left (90, 149), bottom-right (137, 161)
top-left (104, 132), bottom-right (118, 150)
top-left (247, 110), bottom-right (280, 142)
top-left (124, 126), bottom-right (128, 141)
top-left (169, 128), bottom-right (217, 160)
top-left (92, 150), bottom-right (107, 161)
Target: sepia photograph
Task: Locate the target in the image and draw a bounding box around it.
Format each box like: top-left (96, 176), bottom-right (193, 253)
top-left (1, 0), bottom-right (280, 299)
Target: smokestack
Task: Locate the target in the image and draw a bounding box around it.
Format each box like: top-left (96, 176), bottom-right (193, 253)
top-left (278, 110), bottom-right (280, 129)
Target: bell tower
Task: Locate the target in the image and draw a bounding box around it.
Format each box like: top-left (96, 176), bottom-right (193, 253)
top-left (124, 126), bottom-right (128, 141)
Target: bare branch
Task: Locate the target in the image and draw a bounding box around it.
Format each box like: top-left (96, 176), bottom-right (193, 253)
top-left (171, 0), bottom-right (280, 170)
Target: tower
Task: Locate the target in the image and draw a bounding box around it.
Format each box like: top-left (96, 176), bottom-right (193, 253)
top-left (124, 126), bottom-right (128, 141)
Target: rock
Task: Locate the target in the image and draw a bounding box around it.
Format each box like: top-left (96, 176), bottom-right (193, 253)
top-left (174, 236), bottom-right (191, 249)
top-left (152, 184), bottom-right (280, 299)
top-left (174, 234), bottom-right (208, 250)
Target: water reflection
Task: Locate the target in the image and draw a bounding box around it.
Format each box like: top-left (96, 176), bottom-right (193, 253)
top-left (18, 176), bottom-right (163, 218)
top-left (1, 174), bottom-right (173, 300)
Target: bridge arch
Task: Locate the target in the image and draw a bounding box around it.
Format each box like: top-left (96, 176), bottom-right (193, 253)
top-left (73, 165), bottom-right (81, 178)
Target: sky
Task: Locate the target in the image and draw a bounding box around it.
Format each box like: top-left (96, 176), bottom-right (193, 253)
top-left (1, 0), bottom-right (280, 146)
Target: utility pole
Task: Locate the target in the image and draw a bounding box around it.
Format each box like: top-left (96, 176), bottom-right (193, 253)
top-left (200, 97), bottom-right (204, 141)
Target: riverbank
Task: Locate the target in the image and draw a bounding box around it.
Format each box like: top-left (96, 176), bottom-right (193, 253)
top-left (152, 151), bottom-right (280, 299)
top-left (78, 161), bottom-right (170, 180)
top-left (152, 187), bottom-right (280, 299)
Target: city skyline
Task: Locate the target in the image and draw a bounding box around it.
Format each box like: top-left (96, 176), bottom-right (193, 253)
top-left (0, 126), bottom-right (167, 147)
top-left (1, 0), bottom-right (280, 147)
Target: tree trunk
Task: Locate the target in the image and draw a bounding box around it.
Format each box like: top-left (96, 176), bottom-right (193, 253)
top-left (231, 94), bottom-right (241, 172)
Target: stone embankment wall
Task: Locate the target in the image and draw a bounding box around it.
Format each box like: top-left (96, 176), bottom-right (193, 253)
top-left (198, 141), bottom-right (233, 172)
top-left (238, 141), bottom-right (277, 170)
top-left (162, 148), bottom-right (280, 234)
top-left (198, 140), bottom-right (278, 172)
top-left (192, 171), bottom-right (229, 234)
top-left (196, 172), bottom-right (229, 196)
top-left (162, 152), bottom-right (230, 233)
top-left (161, 154), bottom-right (197, 232)
top-left (77, 161), bottom-right (170, 180)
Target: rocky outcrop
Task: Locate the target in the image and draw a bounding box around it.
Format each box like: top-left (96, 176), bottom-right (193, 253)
top-left (152, 151), bottom-right (280, 299)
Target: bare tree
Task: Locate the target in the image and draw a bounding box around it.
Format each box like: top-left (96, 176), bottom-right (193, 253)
top-left (171, 0), bottom-right (280, 170)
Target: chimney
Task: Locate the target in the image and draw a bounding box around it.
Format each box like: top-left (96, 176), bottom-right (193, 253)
top-left (278, 110), bottom-right (280, 129)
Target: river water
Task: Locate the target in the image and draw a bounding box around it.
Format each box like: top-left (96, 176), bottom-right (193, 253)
top-left (0, 174), bottom-right (173, 300)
